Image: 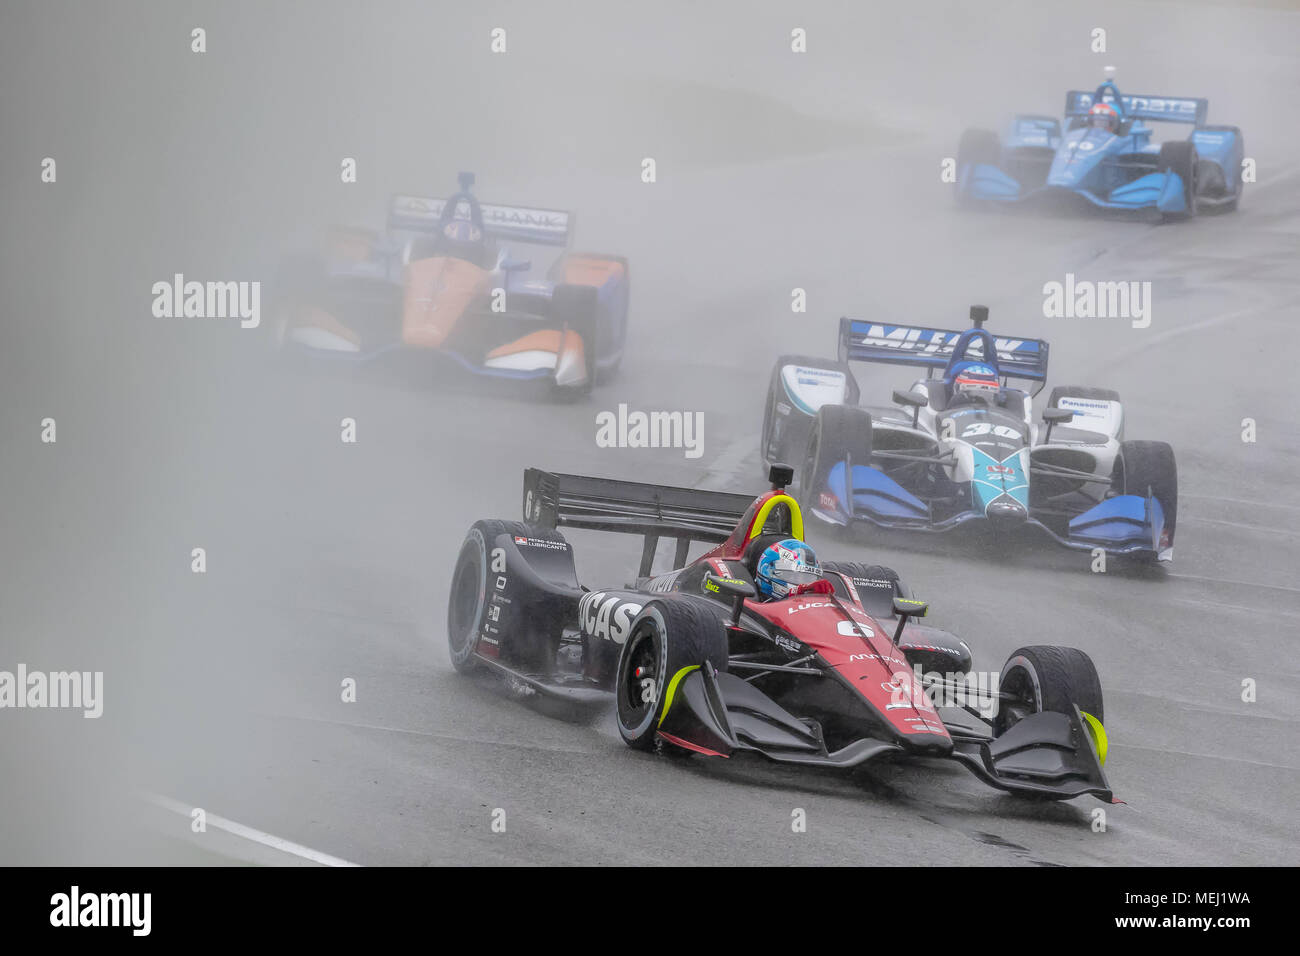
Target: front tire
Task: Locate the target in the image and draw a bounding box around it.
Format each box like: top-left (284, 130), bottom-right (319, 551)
top-left (550, 284), bottom-right (599, 398)
top-left (956, 128), bottom-right (1000, 206)
top-left (801, 404), bottom-right (872, 507)
top-left (993, 645), bottom-right (1104, 739)
top-left (614, 599), bottom-right (730, 751)
top-left (1111, 439), bottom-right (1178, 543)
top-left (1158, 141), bottom-right (1199, 221)
top-left (1198, 125), bottom-right (1244, 213)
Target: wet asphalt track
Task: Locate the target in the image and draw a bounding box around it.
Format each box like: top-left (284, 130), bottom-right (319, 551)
top-left (2, 1), bottom-right (1298, 865)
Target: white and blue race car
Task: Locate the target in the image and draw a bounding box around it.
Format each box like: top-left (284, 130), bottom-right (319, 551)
top-left (956, 74), bottom-right (1244, 220)
top-left (760, 306), bottom-right (1178, 563)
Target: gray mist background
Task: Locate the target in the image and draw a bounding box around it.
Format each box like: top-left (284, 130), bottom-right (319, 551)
top-left (2, 1), bottom-right (1298, 865)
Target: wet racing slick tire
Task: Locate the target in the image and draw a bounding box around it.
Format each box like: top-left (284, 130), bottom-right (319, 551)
top-left (801, 404), bottom-right (872, 511)
top-left (956, 128), bottom-right (1000, 205)
top-left (447, 519), bottom-right (569, 674)
top-left (1157, 141), bottom-right (1199, 221)
top-left (993, 645), bottom-right (1104, 739)
top-left (1111, 439), bottom-right (1178, 548)
top-left (614, 598), bottom-right (730, 751)
top-left (761, 354), bottom-right (855, 477)
top-left (819, 562), bottom-right (905, 616)
top-left (550, 283), bottom-right (599, 399)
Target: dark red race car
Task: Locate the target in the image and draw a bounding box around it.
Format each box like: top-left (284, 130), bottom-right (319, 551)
top-left (447, 465), bottom-right (1115, 803)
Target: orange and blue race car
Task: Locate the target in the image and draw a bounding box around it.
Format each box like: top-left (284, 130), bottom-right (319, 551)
top-left (275, 172), bottom-right (629, 396)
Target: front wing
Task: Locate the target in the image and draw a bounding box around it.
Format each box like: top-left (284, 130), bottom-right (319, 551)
top-left (283, 309), bottom-right (591, 384)
top-left (657, 662), bottom-right (1114, 802)
top-left (961, 161), bottom-right (1190, 214)
top-left (808, 461), bottom-right (1171, 560)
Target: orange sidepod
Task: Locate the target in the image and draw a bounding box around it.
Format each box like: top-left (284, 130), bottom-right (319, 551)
top-left (402, 256), bottom-right (490, 348)
top-left (560, 256), bottom-right (625, 289)
top-left (324, 226), bottom-right (378, 262)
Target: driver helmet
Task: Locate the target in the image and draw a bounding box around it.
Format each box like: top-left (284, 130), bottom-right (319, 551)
top-left (441, 218), bottom-right (483, 244)
top-left (755, 539), bottom-right (822, 600)
top-left (1087, 102), bottom-right (1119, 133)
top-left (437, 216), bottom-right (490, 267)
top-left (952, 363), bottom-right (1000, 404)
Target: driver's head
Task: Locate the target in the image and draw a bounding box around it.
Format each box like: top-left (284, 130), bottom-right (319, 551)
top-left (952, 363), bottom-right (999, 405)
top-left (755, 539), bottom-right (821, 600)
top-left (438, 218), bottom-right (489, 266)
top-left (442, 218), bottom-right (482, 244)
top-left (1087, 102), bottom-right (1119, 133)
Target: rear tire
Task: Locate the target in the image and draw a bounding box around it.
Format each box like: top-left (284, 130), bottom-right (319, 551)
top-left (614, 599), bottom-right (730, 751)
top-left (1048, 385), bottom-right (1121, 407)
top-left (446, 520), bottom-right (569, 673)
top-left (820, 562), bottom-right (905, 617)
top-left (994, 645), bottom-right (1103, 738)
top-left (1048, 385), bottom-right (1123, 441)
top-left (597, 262), bottom-right (631, 383)
top-left (761, 354), bottom-right (855, 475)
top-left (801, 404), bottom-right (872, 507)
top-left (1111, 440), bottom-right (1178, 540)
top-left (1157, 141), bottom-right (1199, 221)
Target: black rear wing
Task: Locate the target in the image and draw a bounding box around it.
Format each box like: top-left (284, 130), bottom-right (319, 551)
top-left (523, 469), bottom-right (757, 577)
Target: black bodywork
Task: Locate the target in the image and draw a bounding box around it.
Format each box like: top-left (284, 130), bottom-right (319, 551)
top-left (447, 468), bottom-right (1116, 804)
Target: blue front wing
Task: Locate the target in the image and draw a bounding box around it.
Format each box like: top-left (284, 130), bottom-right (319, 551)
top-left (962, 162), bottom-right (1189, 214)
top-left (811, 462), bottom-right (1170, 559)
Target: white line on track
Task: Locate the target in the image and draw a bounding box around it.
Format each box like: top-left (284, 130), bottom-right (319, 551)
top-left (1112, 742), bottom-right (1299, 773)
top-left (1112, 303), bottom-right (1270, 355)
top-left (1167, 597), bottom-right (1300, 621)
top-left (1181, 515), bottom-right (1300, 538)
top-left (1184, 493), bottom-right (1300, 514)
top-left (1166, 573), bottom-right (1300, 596)
top-left (146, 794), bottom-right (360, 867)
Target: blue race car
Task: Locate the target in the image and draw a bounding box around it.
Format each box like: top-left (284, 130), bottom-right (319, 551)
top-left (956, 74), bottom-right (1244, 220)
top-left (759, 306), bottom-right (1178, 563)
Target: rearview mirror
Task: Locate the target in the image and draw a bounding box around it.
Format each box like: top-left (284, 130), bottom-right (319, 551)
top-left (893, 597), bottom-right (929, 618)
top-left (705, 572), bottom-right (756, 625)
top-left (891, 596), bottom-right (929, 644)
top-left (768, 462), bottom-right (794, 490)
top-left (1041, 407), bottom-right (1073, 442)
top-left (893, 389), bottom-right (928, 408)
top-left (704, 572), bottom-right (756, 601)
